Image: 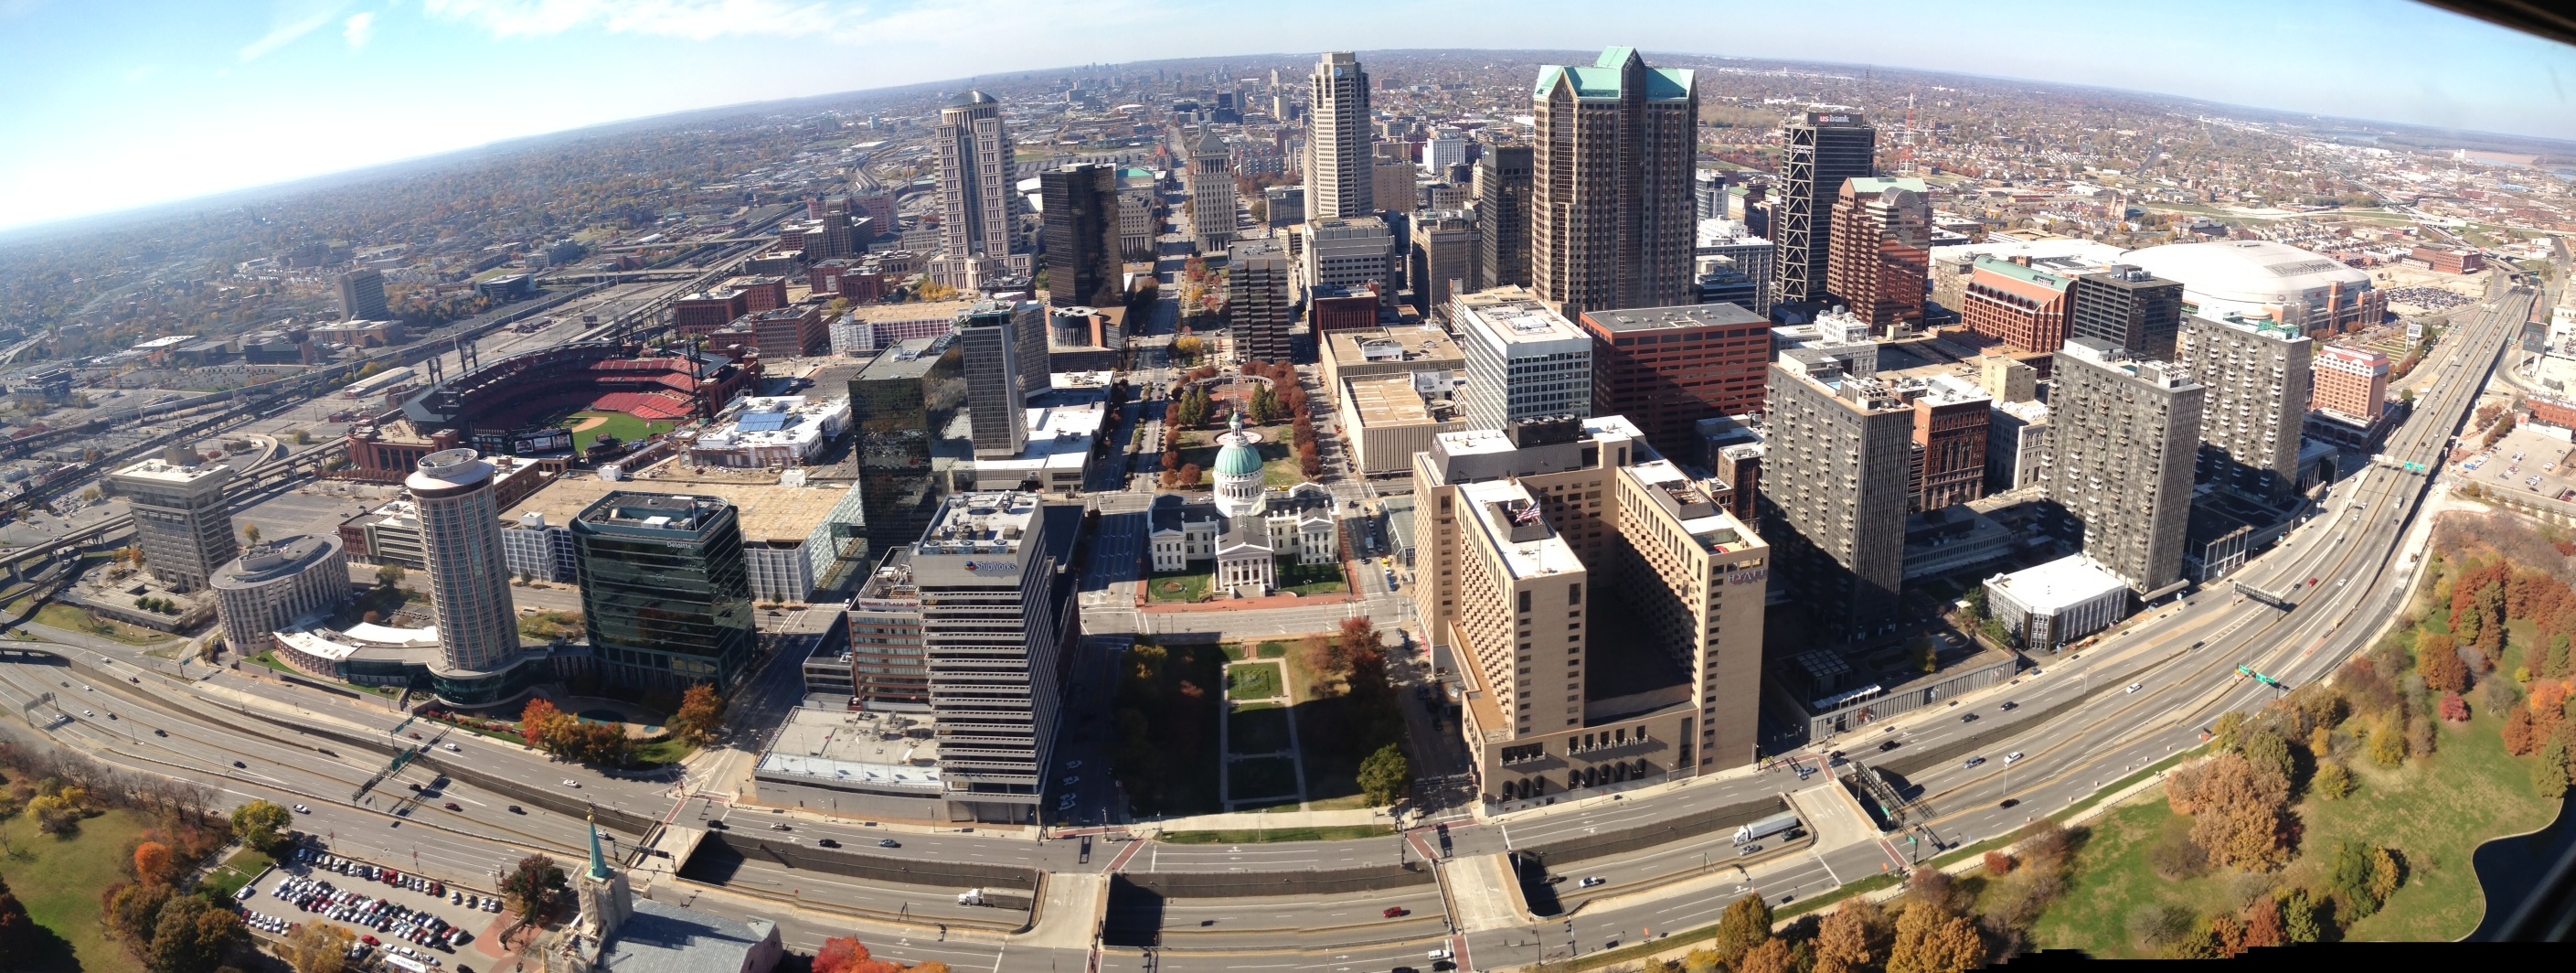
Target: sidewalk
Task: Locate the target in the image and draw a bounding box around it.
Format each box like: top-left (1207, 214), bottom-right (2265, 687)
top-left (1148, 806), bottom-right (1390, 832)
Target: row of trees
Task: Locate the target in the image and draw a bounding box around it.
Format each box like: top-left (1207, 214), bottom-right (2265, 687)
top-left (1304, 618), bottom-right (1408, 805)
top-left (1108, 640), bottom-right (1219, 815)
top-left (519, 698), bottom-right (634, 766)
top-left (1639, 828), bottom-right (2072, 973)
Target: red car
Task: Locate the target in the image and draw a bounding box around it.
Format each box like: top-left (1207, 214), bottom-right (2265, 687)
top-left (1382, 906), bottom-right (1407, 918)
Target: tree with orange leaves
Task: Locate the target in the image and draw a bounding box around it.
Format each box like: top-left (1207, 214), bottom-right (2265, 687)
top-left (133, 841), bottom-right (176, 887)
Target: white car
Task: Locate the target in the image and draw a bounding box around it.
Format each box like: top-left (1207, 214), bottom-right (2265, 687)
top-left (294, 805), bottom-right (310, 814)
top-left (562, 779), bottom-right (580, 787)
top-left (2126, 682), bottom-right (2143, 693)
top-left (2004, 752), bottom-right (2025, 765)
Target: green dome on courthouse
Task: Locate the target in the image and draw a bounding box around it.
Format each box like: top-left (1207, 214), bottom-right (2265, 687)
top-left (1214, 412), bottom-right (1263, 477)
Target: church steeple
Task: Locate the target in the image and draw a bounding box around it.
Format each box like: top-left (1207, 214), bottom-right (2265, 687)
top-left (586, 807), bottom-right (612, 882)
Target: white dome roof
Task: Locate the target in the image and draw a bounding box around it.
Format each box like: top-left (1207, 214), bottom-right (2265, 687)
top-left (2118, 240), bottom-right (2371, 308)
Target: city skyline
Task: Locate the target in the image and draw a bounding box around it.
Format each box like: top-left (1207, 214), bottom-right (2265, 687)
top-left (1, 0), bottom-right (2571, 232)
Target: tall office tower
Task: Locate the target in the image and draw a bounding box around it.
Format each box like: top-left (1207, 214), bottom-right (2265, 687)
top-left (846, 548), bottom-right (927, 708)
top-left (1229, 237), bottom-right (1295, 364)
top-left (936, 91), bottom-right (1014, 260)
top-left (1474, 144), bottom-right (1533, 291)
top-left (111, 452), bottom-right (237, 593)
top-left (1777, 112), bottom-right (1878, 306)
top-left (1763, 353), bottom-right (1913, 641)
top-left (849, 335), bottom-right (966, 549)
top-left (1822, 177), bottom-right (1931, 332)
top-left (1579, 303), bottom-right (1771, 457)
top-left (2179, 315), bottom-right (2312, 498)
top-left (1187, 127), bottom-right (1238, 253)
top-left (958, 302), bottom-right (1028, 459)
top-left (1305, 52), bottom-right (1373, 220)
top-left (1012, 299), bottom-right (1050, 396)
top-left (2046, 338), bottom-right (2204, 594)
top-left (1410, 415), bottom-right (1772, 795)
top-left (406, 449), bottom-right (525, 672)
top-left (337, 268), bottom-right (389, 321)
top-left (2070, 265), bottom-right (2185, 361)
top-left (1695, 168), bottom-right (1726, 221)
top-left (1694, 219), bottom-right (1775, 315)
top-left (1302, 216), bottom-right (1397, 294)
top-left (573, 493), bottom-right (758, 692)
top-left (912, 492), bottom-right (1078, 824)
top-left (1039, 164), bottom-right (1121, 307)
top-left (1410, 210), bottom-right (1478, 323)
top-left (1373, 159), bottom-right (1420, 215)
top-left (1529, 48), bottom-right (1698, 318)
top-left (1453, 286), bottom-right (1591, 432)
top-left (1905, 376), bottom-right (1993, 512)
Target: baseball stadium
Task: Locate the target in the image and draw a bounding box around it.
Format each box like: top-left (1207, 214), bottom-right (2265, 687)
top-left (339, 341), bottom-right (759, 482)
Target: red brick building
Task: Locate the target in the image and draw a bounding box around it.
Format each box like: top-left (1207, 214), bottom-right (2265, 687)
top-left (2312, 345), bottom-right (2390, 422)
top-left (1904, 378), bottom-right (1991, 512)
top-left (2409, 247), bottom-right (2485, 275)
top-left (724, 275), bottom-right (791, 313)
top-left (674, 288), bottom-right (748, 336)
top-left (1579, 303), bottom-right (1772, 458)
top-left (1960, 256), bottom-right (2077, 354)
top-left (1823, 177), bottom-right (1931, 332)
top-left (747, 305), bottom-right (826, 358)
top-left (1311, 292), bottom-right (1380, 334)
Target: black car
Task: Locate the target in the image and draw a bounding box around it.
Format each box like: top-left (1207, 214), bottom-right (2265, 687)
top-left (1999, 701), bottom-right (2018, 711)
top-left (878, 839), bottom-right (899, 848)
top-left (707, 819), bottom-right (729, 830)
top-left (817, 839), bottom-right (840, 848)
top-left (234, 761), bottom-right (247, 768)
top-left (1878, 740), bottom-right (1901, 752)
top-left (506, 806), bottom-right (525, 815)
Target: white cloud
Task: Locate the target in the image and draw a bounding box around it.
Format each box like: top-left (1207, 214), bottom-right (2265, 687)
top-left (240, 0), bottom-right (356, 61)
top-left (345, 11), bottom-right (376, 48)
top-left (421, 0), bottom-right (844, 40)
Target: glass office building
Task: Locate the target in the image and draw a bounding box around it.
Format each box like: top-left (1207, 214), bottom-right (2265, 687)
top-left (573, 492), bottom-right (759, 692)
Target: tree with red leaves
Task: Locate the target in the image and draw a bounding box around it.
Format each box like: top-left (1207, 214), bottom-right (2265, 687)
top-left (2441, 691), bottom-right (2470, 722)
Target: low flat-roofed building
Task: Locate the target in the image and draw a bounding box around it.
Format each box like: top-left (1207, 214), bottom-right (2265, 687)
top-left (1985, 553), bottom-right (2131, 652)
top-left (1321, 326), bottom-right (1465, 406)
top-left (501, 476), bottom-right (865, 603)
top-left (686, 395), bottom-right (850, 469)
top-left (751, 706), bottom-right (947, 818)
top-left (963, 397), bottom-right (1104, 497)
top-left (1340, 372), bottom-right (1466, 476)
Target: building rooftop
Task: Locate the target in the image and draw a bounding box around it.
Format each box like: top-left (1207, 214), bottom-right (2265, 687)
top-left (1583, 303), bottom-right (1766, 334)
top-left (1458, 479), bottom-right (1585, 579)
top-left (1454, 286), bottom-right (1584, 345)
top-left (853, 334), bottom-right (959, 382)
top-left (1988, 553), bottom-right (2130, 611)
top-left (1696, 219), bottom-right (1772, 249)
top-left (212, 535), bottom-right (340, 590)
top-left (110, 456), bottom-right (230, 486)
top-left (1623, 459), bottom-right (1762, 553)
top-left (2119, 240), bottom-right (2373, 305)
top-left (505, 477), bottom-right (855, 545)
top-left (1534, 47), bottom-right (1692, 102)
top-left (1973, 254), bottom-right (2077, 294)
top-left (917, 492), bottom-right (1042, 557)
top-left (1848, 177), bottom-right (1930, 196)
top-left (1346, 374), bottom-right (1462, 428)
top-left (1325, 326), bottom-right (1464, 368)
top-left (755, 705), bottom-right (941, 794)
top-left (275, 619), bottom-right (442, 666)
top-left (973, 400), bottom-right (1105, 476)
top-left (576, 491), bottom-right (730, 533)
top-left (693, 395), bottom-right (848, 455)
top-left (588, 898), bottom-right (777, 973)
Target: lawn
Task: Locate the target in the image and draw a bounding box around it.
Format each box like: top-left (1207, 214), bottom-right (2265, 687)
top-left (2029, 711), bottom-right (2557, 954)
top-left (0, 807), bottom-right (157, 971)
top-left (1221, 641), bottom-right (1291, 662)
top-left (632, 737), bottom-right (698, 768)
top-left (1229, 755), bottom-right (1301, 804)
top-left (566, 411), bottom-right (676, 453)
top-left (197, 846), bottom-right (274, 902)
top-left (1173, 425), bottom-right (1304, 488)
top-left (34, 604), bottom-right (176, 647)
top-left (1228, 704), bottom-right (1293, 754)
top-left (1226, 661), bottom-right (1283, 701)
top-left (1274, 559), bottom-right (1348, 596)
top-left (1145, 568), bottom-right (1212, 604)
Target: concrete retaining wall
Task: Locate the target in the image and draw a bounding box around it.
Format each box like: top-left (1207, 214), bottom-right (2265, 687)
top-left (1115, 861), bottom-right (1433, 898)
top-left (1516, 796), bottom-right (1790, 866)
top-left (689, 831), bottom-right (1041, 893)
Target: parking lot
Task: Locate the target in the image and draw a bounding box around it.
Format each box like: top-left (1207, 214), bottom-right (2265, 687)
top-left (240, 844), bottom-right (521, 972)
top-left (2459, 426), bottom-right (2576, 500)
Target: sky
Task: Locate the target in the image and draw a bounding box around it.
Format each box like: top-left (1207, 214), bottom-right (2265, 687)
top-left (0, 0), bottom-right (2571, 233)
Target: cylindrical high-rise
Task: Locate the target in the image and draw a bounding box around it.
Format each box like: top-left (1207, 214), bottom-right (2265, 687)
top-left (406, 449), bottom-right (523, 672)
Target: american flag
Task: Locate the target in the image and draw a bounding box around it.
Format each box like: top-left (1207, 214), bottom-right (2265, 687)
top-left (1510, 503), bottom-right (1543, 526)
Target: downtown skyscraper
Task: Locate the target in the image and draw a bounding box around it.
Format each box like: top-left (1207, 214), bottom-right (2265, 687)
top-left (1777, 112), bottom-right (1878, 307)
top-left (1305, 52), bottom-right (1374, 221)
top-left (1039, 164), bottom-right (1120, 307)
top-left (936, 91), bottom-right (1014, 262)
top-left (1529, 48), bottom-right (1698, 319)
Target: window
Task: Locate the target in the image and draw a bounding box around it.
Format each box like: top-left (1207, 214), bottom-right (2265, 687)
top-left (1518, 590), bottom-right (1531, 612)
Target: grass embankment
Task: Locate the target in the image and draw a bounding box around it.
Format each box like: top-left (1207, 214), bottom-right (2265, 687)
top-left (196, 846), bottom-right (274, 901)
top-left (1274, 560), bottom-right (1347, 596)
top-left (34, 604), bottom-right (175, 647)
top-left (633, 737), bottom-right (697, 767)
top-left (1144, 569), bottom-right (1211, 604)
top-left (0, 807), bottom-right (156, 970)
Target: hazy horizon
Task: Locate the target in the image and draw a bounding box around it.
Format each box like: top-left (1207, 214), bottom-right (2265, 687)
top-left (3, 0), bottom-right (2571, 235)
